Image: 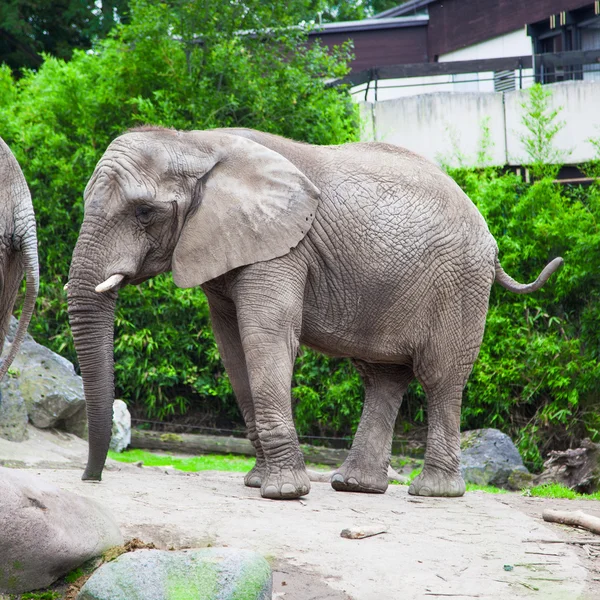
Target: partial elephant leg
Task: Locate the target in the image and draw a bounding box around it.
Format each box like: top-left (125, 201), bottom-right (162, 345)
top-left (409, 289), bottom-right (489, 497)
top-left (205, 293), bottom-right (266, 488)
top-left (407, 375), bottom-right (468, 497)
top-left (332, 362), bottom-right (413, 493)
top-left (232, 269), bottom-right (309, 500)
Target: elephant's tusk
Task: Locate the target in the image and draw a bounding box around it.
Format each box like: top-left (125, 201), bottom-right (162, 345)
top-left (95, 274), bottom-right (125, 293)
top-left (63, 282), bottom-right (69, 290)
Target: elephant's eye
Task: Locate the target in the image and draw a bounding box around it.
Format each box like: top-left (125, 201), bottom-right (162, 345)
top-left (135, 205), bottom-right (154, 226)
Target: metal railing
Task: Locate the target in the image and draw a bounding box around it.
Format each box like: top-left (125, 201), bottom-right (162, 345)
top-left (328, 49), bottom-right (600, 96)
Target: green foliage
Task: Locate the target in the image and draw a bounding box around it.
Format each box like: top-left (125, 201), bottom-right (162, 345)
top-left (0, 0), bottom-right (358, 429)
top-left (315, 0), bottom-right (402, 22)
top-left (19, 592), bottom-right (61, 600)
top-left (517, 83), bottom-right (568, 178)
top-left (63, 568), bottom-right (84, 584)
top-left (0, 0), bottom-right (129, 74)
top-left (108, 449), bottom-right (257, 472)
top-left (465, 484), bottom-right (508, 494)
top-left (525, 483), bottom-right (600, 501)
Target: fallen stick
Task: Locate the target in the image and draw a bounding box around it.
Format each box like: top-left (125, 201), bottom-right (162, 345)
top-left (542, 509), bottom-right (600, 536)
top-left (528, 540), bottom-right (600, 546)
top-left (340, 526), bottom-right (387, 539)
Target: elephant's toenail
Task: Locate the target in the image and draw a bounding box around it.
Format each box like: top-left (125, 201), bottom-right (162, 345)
top-left (331, 474), bottom-right (344, 484)
top-left (347, 477), bottom-right (358, 486)
top-left (263, 485), bottom-right (278, 497)
top-left (281, 483), bottom-right (296, 495)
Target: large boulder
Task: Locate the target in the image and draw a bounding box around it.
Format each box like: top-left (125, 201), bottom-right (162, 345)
top-left (460, 428), bottom-right (532, 489)
top-left (0, 467), bottom-right (123, 593)
top-left (0, 375), bottom-right (28, 442)
top-left (1, 317), bottom-right (85, 431)
top-left (77, 548), bottom-right (272, 600)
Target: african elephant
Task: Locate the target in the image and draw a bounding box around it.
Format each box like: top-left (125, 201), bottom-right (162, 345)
top-left (0, 138), bottom-right (39, 378)
top-left (67, 126), bottom-right (561, 499)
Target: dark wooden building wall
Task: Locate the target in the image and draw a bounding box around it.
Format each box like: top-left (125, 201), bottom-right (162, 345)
top-left (311, 26), bottom-right (428, 70)
top-left (427, 0), bottom-right (593, 59)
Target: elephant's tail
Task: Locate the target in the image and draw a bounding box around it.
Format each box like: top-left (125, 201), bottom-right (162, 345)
top-left (494, 256), bottom-right (563, 294)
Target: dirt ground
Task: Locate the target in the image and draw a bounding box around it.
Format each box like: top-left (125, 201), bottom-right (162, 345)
top-left (1, 427), bottom-right (599, 600)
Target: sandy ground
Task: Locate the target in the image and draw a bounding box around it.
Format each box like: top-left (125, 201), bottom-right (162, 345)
top-left (1, 427), bottom-right (599, 600)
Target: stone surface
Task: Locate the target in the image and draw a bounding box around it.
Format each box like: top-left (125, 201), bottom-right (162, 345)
top-left (0, 466), bottom-right (123, 593)
top-left (77, 548), bottom-right (272, 600)
top-left (0, 375), bottom-right (28, 442)
top-left (65, 404), bottom-right (88, 440)
top-left (1, 317), bottom-right (85, 429)
top-left (460, 428), bottom-right (530, 488)
top-left (110, 400), bottom-right (131, 453)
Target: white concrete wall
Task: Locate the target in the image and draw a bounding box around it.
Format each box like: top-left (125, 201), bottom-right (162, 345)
top-left (439, 29), bottom-right (533, 61)
top-left (360, 81), bottom-right (600, 167)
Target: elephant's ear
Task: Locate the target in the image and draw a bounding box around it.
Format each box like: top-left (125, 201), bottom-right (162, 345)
top-left (172, 133), bottom-right (319, 288)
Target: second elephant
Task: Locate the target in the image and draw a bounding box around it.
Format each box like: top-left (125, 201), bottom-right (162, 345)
top-left (0, 137), bottom-right (39, 379)
top-left (67, 127), bottom-right (561, 499)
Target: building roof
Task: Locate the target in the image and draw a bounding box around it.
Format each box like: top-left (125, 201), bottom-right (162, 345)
top-left (308, 15), bottom-right (428, 36)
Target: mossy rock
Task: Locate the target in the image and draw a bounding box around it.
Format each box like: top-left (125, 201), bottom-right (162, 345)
top-left (77, 548), bottom-right (272, 600)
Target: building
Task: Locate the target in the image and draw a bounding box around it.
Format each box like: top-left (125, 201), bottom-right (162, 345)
top-left (310, 0), bottom-right (600, 100)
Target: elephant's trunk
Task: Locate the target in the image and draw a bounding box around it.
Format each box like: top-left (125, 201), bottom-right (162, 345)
top-left (68, 234), bottom-right (118, 481)
top-left (0, 203), bottom-right (39, 380)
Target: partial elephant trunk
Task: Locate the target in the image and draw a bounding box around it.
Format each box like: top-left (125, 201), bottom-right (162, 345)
top-left (68, 235), bottom-right (118, 481)
top-left (0, 207), bottom-right (39, 380)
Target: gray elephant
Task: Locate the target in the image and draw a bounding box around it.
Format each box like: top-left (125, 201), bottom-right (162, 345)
top-left (67, 127), bottom-right (561, 499)
top-left (0, 137), bottom-right (39, 377)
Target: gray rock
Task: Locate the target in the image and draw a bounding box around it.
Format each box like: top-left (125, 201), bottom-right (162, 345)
top-left (77, 548), bottom-right (272, 600)
top-left (64, 404), bottom-right (88, 440)
top-left (0, 375), bottom-right (28, 441)
top-left (460, 428), bottom-right (529, 488)
top-left (0, 466), bottom-right (123, 593)
top-left (110, 400), bottom-right (131, 453)
top-left (1, 317), bottom-right (85, 429)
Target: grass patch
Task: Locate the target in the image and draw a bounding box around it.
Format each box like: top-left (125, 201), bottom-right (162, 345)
top-left (107, 449), bottom-right (256, 472)
top-left (525, 483), bottom-right (600, 500)
top-left (465, 484), bottom-right (507, 494)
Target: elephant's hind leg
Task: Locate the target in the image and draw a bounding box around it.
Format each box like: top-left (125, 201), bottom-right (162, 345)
top-left (409, 289), bottom-right (489, 498)
top-left (332, 362), bottom-right (413, 494)
top-left (407, 374), bottom-right (468, 498)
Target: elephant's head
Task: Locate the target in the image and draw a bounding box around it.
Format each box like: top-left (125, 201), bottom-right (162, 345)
top-left (67, 127), bottom-right (319, 480)
top-left (0, 138), bottom-right (39, 379)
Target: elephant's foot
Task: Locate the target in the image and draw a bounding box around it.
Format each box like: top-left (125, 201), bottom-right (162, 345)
top-left (260, 468), bottom-right (310, 499)
top-left (244, 459), bottom-right (266, 488)
top-left (330, 459), bottom-right (388, 494)
top-left (408, 468), bottom-right (465, 497)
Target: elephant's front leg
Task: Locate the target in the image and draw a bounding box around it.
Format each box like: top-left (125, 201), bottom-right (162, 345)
top-left (205, 294), bottom-right (267, 489)
top-left (234, 277), bottom-right (309, 499)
